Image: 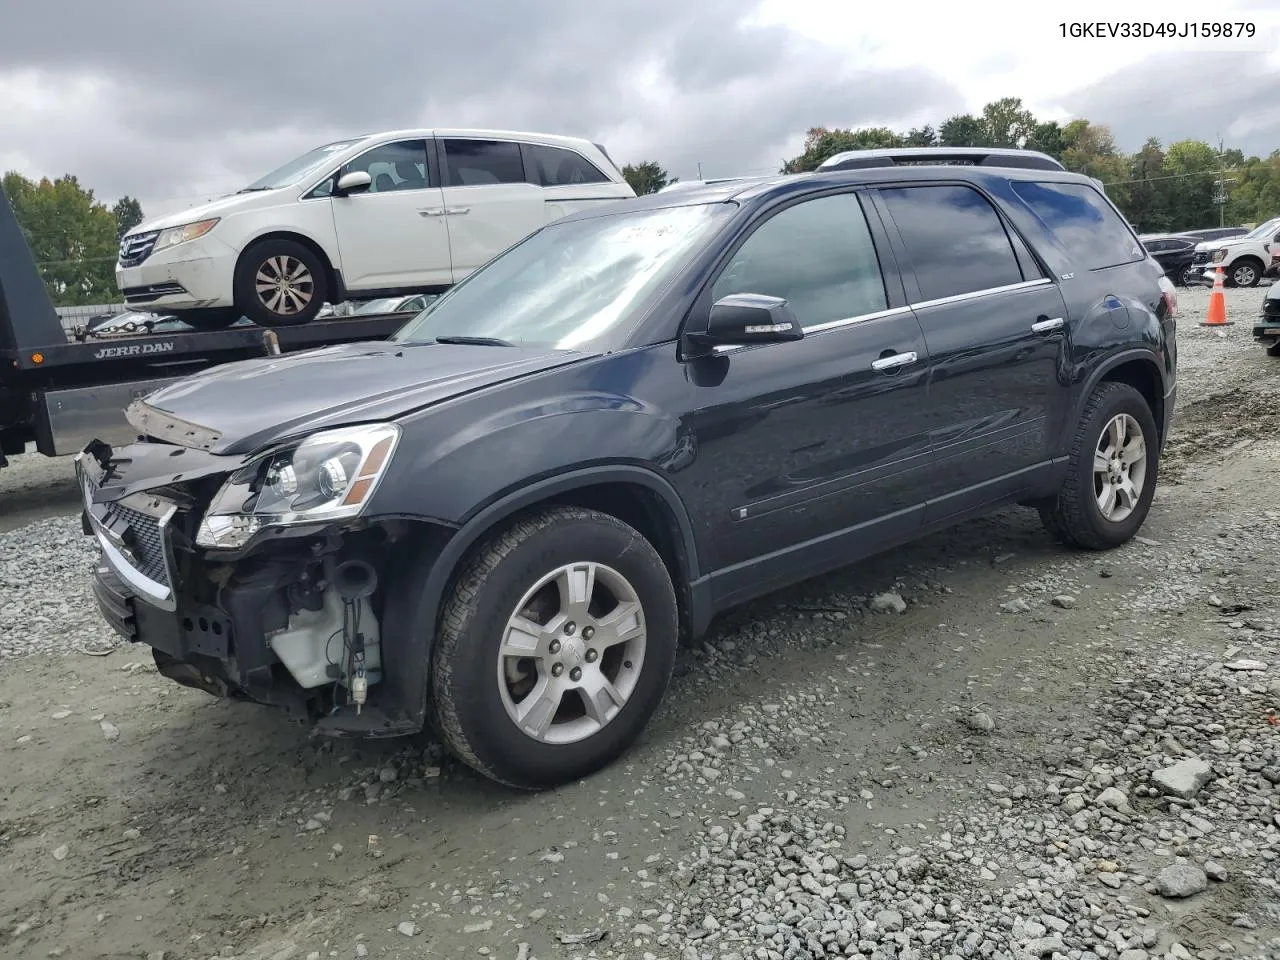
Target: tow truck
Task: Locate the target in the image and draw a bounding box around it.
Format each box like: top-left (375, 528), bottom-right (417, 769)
top-left (1, 185), bottom-right (411, 470)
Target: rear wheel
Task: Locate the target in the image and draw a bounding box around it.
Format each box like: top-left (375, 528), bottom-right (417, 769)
top-left (1039, 382), bottom-right (1160, 550)
top-left (431, 506), bottom-right (678, 789)
top-left (233, 239), bottom-right (328, 327)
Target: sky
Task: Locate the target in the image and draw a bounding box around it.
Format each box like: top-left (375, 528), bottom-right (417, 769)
top-left (1, 0), bottom-right (1277, 220)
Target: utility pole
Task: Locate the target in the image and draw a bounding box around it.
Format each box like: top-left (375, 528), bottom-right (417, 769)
top-left (696, 162), bottom-right (703, 182)
top-left (1213, 137), bottom-right (1236, 228)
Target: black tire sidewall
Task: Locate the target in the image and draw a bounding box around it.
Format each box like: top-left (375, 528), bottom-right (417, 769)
top-left (1076, 385), bottom-right (1160, 546)
top-left (234, 240), bottom-right (328, 327)
top-left (441, 517), bottom-right (678, 788)
top-left (1230, 261), bottom-right (1260, 288)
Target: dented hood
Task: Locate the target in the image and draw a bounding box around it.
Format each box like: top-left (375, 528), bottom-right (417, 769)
top-left (129, 339), bottom-right (587, 455)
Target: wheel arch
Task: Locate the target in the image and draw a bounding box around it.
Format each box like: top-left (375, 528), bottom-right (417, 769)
top-left (235, 230), bottom-right (339, 303)
top-left (383, 466), bottom-right (713, 731)
top-left (1080, 351), bottom-right (1168, 446)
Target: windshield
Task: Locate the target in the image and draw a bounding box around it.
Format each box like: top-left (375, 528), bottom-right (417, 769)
top-left (241, 139), bottom-right (363, 191)
top-left (393, 203), bottom-right (732, 350)
top-left (1245, 218), bottom-right (1280, 240)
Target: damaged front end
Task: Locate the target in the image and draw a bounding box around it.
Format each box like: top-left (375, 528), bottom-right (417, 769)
top-left (77, 419), bottom-right (440, 738)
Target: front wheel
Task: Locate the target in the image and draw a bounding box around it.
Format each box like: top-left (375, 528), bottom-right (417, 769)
top-left (1039, 382), bottom-right (1160, 550)
top-left (233, 239), bottom-right (329, 327)
top-left (1228, 258), bottom-right (1263, 288)
top-left (432, 506), bottom-right (679, 789)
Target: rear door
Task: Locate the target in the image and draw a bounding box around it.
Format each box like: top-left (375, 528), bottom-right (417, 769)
top-left (520, 142), bottom-right (632, 222)
top-left (870, 182), bottom-right (1070, 520)
top-left (329, 138), bottom-right (451, 291)
top-left (436, 137), bottom-right (545, 282)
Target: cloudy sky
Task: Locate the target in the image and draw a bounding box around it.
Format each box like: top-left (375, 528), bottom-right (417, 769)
top-left (1, 0), bottom-right (1277, 219)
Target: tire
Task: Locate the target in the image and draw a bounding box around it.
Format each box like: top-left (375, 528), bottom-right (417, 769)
top-left (1228, 258), bottom-right (1263, 288)
top-left (233, 239), bottom-right (328, 327)
top-left (431, 506), bottom-right (678, 790)
top-left (1039, 381), bottom-right (1160, 551)
top-left (172, 308), bottom-right (240, 331)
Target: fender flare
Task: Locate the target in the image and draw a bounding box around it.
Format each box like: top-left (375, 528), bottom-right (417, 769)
top-left (389, 464), bottom-right (708, 729)
top-left (1072, 348), bottom-right (1169, 435)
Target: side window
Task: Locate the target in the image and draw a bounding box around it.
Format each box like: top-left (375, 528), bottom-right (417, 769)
top-left (1009, 180), bottom-right (1144, 271)
top-left (441, 139), bottom-right (525, 186)
top-left (878, 185), bottom-right (1025, 302)
top-left (1143, 240), bottom-right (1170, 253)
top-left (524, 144), bottom-right (609, 187)
top-left (711, 193), bottom-right (888, 327)
top-left (344, 139), bottom-right (430, 194)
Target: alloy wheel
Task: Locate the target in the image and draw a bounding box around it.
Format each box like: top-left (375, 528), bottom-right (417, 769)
top-left (497, 561), bottom-right (647, 745)
top-left (1093, 413), bottom-right (1147, 523)
top-left (255, 255), bottom-right (314, 315)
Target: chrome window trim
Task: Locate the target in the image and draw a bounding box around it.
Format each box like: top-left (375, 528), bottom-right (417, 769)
top-left (910, 277), bottom-right (1052, 311)
top-left (711, 306), bottom-right (912, 354)
top-left (706, 278), bottom-right (1054, 356)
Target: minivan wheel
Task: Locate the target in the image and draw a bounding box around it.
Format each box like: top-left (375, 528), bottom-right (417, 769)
top-left (1039, 381), bottom-right (1160, 551)
top-left (431, 506), bottom-right (679, 789)
top-left (233, 239), bottom-right (328, 327)
top-left (1228, 259), bottom-right (1262, 288)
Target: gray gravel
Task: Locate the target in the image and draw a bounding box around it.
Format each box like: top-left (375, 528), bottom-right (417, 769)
top-left (0, 514), bottom-right (109, 659)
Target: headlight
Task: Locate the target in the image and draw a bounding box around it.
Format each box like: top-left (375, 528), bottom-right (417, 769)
top-left (1211, 248), bottom-right (1228, 262)
top-left (153, 218), bottom-right (220, 254)
top-left (196, 423), bottom-right (400, 549)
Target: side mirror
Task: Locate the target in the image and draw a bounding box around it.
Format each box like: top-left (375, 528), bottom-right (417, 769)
top-left (335, 171), bottom-right (372, 196)
top-left (691, 294), bottom-right (804, 350)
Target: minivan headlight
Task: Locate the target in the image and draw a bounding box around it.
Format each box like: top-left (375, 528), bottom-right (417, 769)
top-left (196, 423), bottom-right (400, 549)
top-left (153, 218), bottom-right (220, 254)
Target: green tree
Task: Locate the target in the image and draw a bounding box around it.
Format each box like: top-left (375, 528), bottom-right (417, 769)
top-left (621, 161), bottom-right (675, 195)
top-left (775, 95), bottom-right (1280, 232)
top-left (1125, 138), bottom-right (1169, 233)
top-left (2, 171), bottom-right (119, 306)
top-left (980, 97), bottom-right (1036, 148)
top-left (112, 195), bottom-right (144, 241)
top-left (903, 125), bottom-right (938, 147)
top-left (781, 126), bottom-right (902, 173)
top-left (1161, 140), bottom-right (1220, 229)
top-left (938, 114), bottom-right (989, 148)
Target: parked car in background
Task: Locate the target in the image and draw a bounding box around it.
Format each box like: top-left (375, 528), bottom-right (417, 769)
top-left (1253, 282), bottom-right (1280, 356)
top-left (1181, 226), bottom-right (1249, 243)
top-left (1185, 216), bottom-right (1280, 287)
top-left (352, 294), bottom-right (436, 316)
top-left (79, 147), bottom-right (1176, 789)
top-left (1139, 233), bottom-right (1202, 285)
top-left (116, 129), bottom-right (635, 330)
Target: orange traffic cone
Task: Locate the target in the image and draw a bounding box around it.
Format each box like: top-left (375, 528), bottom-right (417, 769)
top-left (1200, 266), bottom-right (1232, 327)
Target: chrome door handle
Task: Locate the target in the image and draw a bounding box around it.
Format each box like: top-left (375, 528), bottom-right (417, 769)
top-left (418, 209), bottom-right (445, 217)
top-left (446, 207), bottom-right (471, 216)
top-left (1031, 317), bottom-right (1065, 333)
top-left (871, 351), bottom-right (918, 371)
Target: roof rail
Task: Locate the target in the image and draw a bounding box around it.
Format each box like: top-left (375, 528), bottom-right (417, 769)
top-left (817, 147), bottom-right (1066, 173)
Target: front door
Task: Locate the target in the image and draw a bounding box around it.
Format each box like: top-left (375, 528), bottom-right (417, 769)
top-left (871, 182), bottom-right (1069, 520)
top-left (437, 137), bottom-right (546, 282)
top-left (676, 190), bottom-right (936, 607)
top-left (330, 138), bottom-right (451, 291)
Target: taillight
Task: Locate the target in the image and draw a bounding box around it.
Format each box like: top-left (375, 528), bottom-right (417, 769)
top-left (1158, 276), bottom-right (1177, 320)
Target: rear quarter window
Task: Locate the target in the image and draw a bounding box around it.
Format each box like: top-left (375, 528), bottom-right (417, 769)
top-left (1010, 180), bottom-right (1144, 271)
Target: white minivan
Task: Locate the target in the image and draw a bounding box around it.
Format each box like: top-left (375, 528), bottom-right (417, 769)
top-left (116, 129), bottom-right (636, 328)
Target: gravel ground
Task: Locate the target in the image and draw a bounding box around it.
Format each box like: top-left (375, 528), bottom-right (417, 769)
top-left (1, 282), bottom-right (1279, 960)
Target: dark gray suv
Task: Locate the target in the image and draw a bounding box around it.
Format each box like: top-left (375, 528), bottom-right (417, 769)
top-left (78, 148), bottom-right (1178, 789)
